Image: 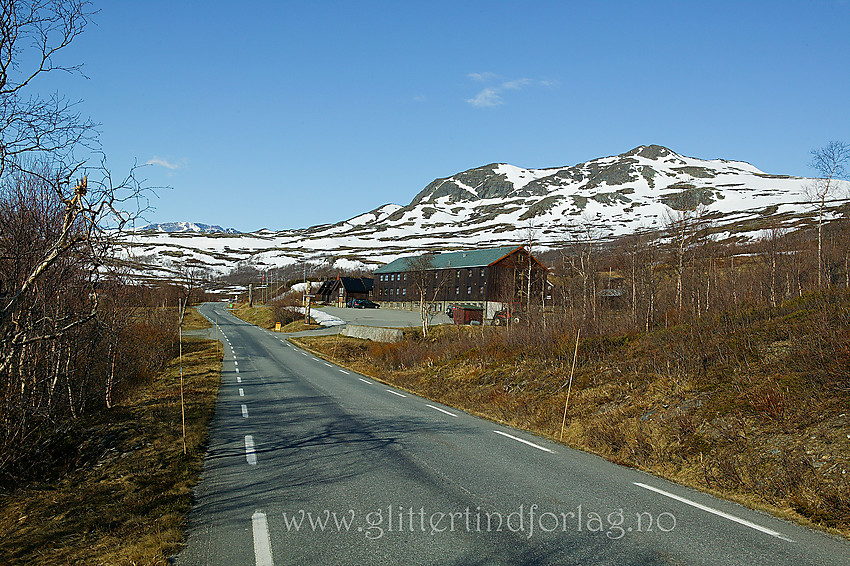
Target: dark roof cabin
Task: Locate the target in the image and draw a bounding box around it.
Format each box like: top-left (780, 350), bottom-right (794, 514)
top-left (316, 276), bottom-right (373, 305)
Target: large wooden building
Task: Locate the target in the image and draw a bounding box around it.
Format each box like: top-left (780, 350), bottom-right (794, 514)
top-left (373, 246), bottom-right (547, 320)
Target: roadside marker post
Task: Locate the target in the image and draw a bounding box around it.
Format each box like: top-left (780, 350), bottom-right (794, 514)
top-left (559, 328), bottom-right (581, 441)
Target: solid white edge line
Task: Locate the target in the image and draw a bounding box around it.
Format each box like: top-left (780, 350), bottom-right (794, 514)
top-left (633, 482), bottom-right (794, 542)
top-left (245, 435), bottom-right (257, 465)
top-left (386, 389), bottom-right (406, 397)
top-left (493, 430), bottom-right (553, 453)
top-left (426, 404), bottom-right (458, 418)
top-left (252, 510), bottom-right (275, 566)
top-left (241, 404), bottom-right (249, 418)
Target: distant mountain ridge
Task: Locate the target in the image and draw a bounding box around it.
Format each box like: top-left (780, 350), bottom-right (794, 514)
top-left (136, 222), bottom-right (240, 234)
top-left (123, 145), bottom-right (848, 277)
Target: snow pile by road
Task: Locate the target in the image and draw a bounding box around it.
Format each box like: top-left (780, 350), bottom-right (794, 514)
top-left (292, 307), bottom-right (346, 327)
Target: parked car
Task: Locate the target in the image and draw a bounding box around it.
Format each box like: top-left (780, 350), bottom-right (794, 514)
top-left (348, 298), bottom-right (380, 309)
top-left (445, 304), bottom-right (457, 318)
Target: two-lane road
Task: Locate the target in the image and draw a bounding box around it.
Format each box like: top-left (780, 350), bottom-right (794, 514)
top-left (178, 302), bottom-right (849, 565)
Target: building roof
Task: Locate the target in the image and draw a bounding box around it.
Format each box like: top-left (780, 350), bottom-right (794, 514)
top-left (375, 246), bottom-right (542, 273)
top-left (316, 276), bottom-right (373, 296)
top-left (339, 276), bottom-right (373, 293)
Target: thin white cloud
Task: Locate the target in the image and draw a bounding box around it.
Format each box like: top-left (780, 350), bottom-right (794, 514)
top-left (467, 71), bottom-right (499, 82)
top-left (501, 78), bottom-right (532, 90)
top-left (146, 156), bottom-right (182, 170)
top-left (413, 94), bottom-right (428, 103)
top-left (465, 75), bottom-right (542, 108)
top-left (466, 87), bottom-right (503, 108)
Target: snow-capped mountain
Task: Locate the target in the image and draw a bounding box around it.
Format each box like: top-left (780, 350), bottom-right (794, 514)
top-left (136, 222), bottom-right (240, 234)
top-left (123, 145), bottom-right (847, 276)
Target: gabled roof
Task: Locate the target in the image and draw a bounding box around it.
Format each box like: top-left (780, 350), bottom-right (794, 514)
top-left (339, 276), bottom-right (373, 293)
top-left (316, 276), bottom-right (374, 295)
top-left (375, 246), bottom-right (545, 273)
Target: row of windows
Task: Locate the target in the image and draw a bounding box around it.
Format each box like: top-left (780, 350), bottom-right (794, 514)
top-left (379, 288), bottom-right (407, 296)
top-left (378, 268), bottom-right (487, 282)
top-left (378, 286), bottom-right (485, 297)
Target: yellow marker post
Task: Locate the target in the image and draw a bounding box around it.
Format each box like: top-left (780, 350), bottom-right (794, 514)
top-left (275, 322), bottom-right (281, 332)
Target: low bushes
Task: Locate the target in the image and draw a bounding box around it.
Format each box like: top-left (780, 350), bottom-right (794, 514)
top-left (295, 289), bottom-right (850, 537)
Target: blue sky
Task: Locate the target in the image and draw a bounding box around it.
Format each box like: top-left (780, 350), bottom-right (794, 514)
top-left (42, 0), bottom-right (850, 231)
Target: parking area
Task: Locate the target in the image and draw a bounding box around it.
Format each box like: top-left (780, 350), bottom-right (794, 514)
top-left (315, 305), bottom-right (452, 328)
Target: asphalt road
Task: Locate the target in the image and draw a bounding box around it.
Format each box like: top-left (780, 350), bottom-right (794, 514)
top-left (178, 302), bottom-right (849, 565)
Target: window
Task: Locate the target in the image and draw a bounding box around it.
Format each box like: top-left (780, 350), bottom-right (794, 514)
top-left (468, 269), bottom-right (472, 277)
top-left (402, 288), bottom-right (406, 295)
top-left (456, 270), bottom-right (460, 278)
top-left (480, 268), bottom-right (485, 277)
top-left (455, 287), bottom-right (459, 295)
top-left (467, 286), bottom-right (471, 295)
top-left (404, 273), bottom-right (407, 281)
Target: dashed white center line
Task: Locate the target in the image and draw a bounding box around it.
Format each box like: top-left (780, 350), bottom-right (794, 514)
top-left (358, 378), bottom-right (372, 384)
top-left (324, 362), bottom-right (333, 368)
top-left (426, 404), bottom-right (458, 418)
top-left (245, 435), bottom-right (257, 465)
top-left (386, 389), bottom-right (406, 398)
top-left (493, 430), bottom-right (553, 453)
top-left (339, 369), bottom-right (349, 375)
top-left (239, 388), bottom-right (244, 397)
top-left (633, 482), bottom-right (794, 542)
top-left (252, 511), bottom-right (275, 566)
top-left (241, 404), bottom-right (249, 418)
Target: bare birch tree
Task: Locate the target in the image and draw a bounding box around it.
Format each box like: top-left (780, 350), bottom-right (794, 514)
top-left (807, 141), bottom-right (850, 288)
top-left (406, 253), bottom-right (449, 337)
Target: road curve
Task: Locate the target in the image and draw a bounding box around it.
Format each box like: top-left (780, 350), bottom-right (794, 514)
top-left (177, 302), bottom-right (850, 565)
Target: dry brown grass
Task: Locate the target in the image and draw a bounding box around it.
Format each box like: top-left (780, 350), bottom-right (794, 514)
top-left (182, 306), bottom-right (212, 331)
top-left (228, 303), bottom-right (275, 329)
top-left (279, 320), bottom-right (321, 332)
top-left (293, 291), bottom-right (850, 539)
top-left (0, 337), bottom-right (222, 565)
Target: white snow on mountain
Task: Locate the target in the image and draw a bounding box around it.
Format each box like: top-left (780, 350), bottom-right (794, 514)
top-left (121, 145), bottom-right (848, 277)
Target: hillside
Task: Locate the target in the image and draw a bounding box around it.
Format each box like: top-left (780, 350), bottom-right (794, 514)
top-left (122, 145), bottom-right (847, 277)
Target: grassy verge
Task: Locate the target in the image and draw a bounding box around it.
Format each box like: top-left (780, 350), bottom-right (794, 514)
top-left (292, 296), bottom-right (850, 539)
top-left (280, 320), bottom-right (322, 332)
top-left (0, 336), bottom-right (222, 565)
top-left (228, 303), bottom-right (320, 332)
top-left (228, 303), bottom-right (275, 329)
top-left (182, 305), bottom-right (212, 330)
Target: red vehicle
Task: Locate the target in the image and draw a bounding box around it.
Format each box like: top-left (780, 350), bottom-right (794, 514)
top-left (491, 307), bottom-right (522, 326)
